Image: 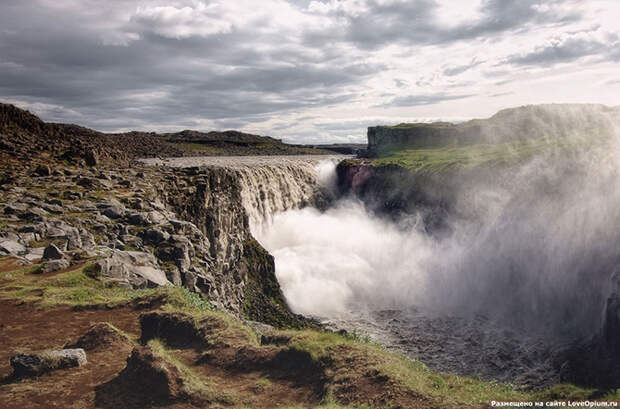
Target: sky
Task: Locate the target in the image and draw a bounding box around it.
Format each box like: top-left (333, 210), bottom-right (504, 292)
top-left (1, 0), bottom-right (619, 144)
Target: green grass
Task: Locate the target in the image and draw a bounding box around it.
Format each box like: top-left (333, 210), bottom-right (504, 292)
top-left (281, 330), bottom-right (530, 407)
top-left (371, 140), bottom-right (569, 173)
top-left (0, 261), bottom-right (218, 311)
top-left (369, 134), bottom-right (611, 174)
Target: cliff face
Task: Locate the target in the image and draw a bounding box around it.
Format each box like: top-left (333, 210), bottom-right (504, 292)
top-left (156, 159), bottom-right (329, 326)
top-left (367, 104), bottom-right (620, 156)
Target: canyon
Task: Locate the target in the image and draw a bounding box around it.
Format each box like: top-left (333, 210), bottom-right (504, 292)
top-left (1, 103), bottom-right (620, 408)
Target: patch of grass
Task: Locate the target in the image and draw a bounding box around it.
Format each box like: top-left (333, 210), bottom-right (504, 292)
top-left (533, 384), bottom-right (600, 401)
top-left (147, 339), bottom-right (211, 395)
top-left (177, 143), bottom-right (220, 154)
top-left (27, 237), bottom-right (66, 248)
top-left (375, 352), bottom-right (528, 407)
top-left (370, 138), bottom-right (604, 174)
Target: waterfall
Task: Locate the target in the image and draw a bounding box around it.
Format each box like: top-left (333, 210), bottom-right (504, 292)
top-left (233, 156), bottom-right (343, 234)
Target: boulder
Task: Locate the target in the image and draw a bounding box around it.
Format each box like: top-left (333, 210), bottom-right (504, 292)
top-left (93, 249), bottom-right (171, 289)
top-left (10, 349), bottom-right (87, 378)
top-left (0, 239), bottom-right (26, 255)
top-left (76, 177), bottom-right (97, 188)
top-left (42, 258), bottom-right (70, 273)
top-left (142, 228), bottom-right (170, 244)
top-left (42, 244), bottom-right (64, 260)
top-left (127, 213), bottom-right (149, 226)
top-left (103, 206), bottom-right (126, 219)
top-left (33, 164), bottom-right (51, 177)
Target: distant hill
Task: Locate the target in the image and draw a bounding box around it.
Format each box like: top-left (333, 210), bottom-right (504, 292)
top-left (0, 103), bottom-right (334, 166)
top-left (367, 104), bottom-right (620, 156)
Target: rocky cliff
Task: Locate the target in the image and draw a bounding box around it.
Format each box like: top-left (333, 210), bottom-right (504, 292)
top-left (0, 152), bottom-right (337, 328)
top-left (155, 158), bottom-right (331, 326)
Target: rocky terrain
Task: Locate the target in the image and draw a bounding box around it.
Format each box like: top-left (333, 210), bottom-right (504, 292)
top-left (0, 103), bottom-right (336, 168)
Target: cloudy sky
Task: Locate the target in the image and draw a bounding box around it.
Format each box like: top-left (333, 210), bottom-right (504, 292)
top-left (1, 0), bottom-right (619, 143)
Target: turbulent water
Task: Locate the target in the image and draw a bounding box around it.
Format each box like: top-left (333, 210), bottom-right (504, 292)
top-left (251, 143), bottom-right (620, 388)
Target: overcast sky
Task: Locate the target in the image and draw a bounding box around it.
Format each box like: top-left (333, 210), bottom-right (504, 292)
top-left (1, 0), bottom-right (619, 143)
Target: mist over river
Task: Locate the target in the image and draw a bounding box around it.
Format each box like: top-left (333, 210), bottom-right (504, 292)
top-left (253, 134), bottom-right (620, 388)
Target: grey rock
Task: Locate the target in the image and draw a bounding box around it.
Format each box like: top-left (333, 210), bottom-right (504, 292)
top-left (76, 177), bottom-right (97, 188)
top-left (79, 228), bottom-right (96, 248)
top-left (18, 207), bottom-right (49, 222)
top-left (18, 225), bottom-right (41, 234)
top-left (42, 258), bottom-right (70, 273)
top-left (103, 206), bottom-right (126, 219)
top-left (147, 210), bottom-right (167, 224)
top-left (127, 212), bottom-right (149, 226)
top-left (94, 249), bottom-right (171, 288)
top-left (64, 226), bottom-right (83, 250)
top-left (3, 204), bottom-right (28, 215)
top-left (118, 179), bottom-right (132, 188)
top-left (94, 214), bottom-right (111, 224)
top-left (142, 228), bottom-right (170, 244)
top-left (0, 240), bottom-right (26, 255)
top-left (61, 190), bottom-right (82, 201)
top-left (33, 164), bottom-right (51, 177)
top-left (42, 244), bottom-right (64, 260)
top-left (41, 204), bottom-right (64, 214)
top-left (24, 247), bottom-right (45, 261)
top-left (10, 349), bottom-right (87, 378)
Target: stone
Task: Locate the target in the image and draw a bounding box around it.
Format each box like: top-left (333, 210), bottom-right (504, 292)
top-left (42, 258), bottom-right (70, 273)
top-left (118, 179), bottom-right (132, 188)
top-left (24, 247), bottom-right (45, 261)
top-left (0, 240), bottom-right (26, 255)
top-left (41, 203), bottom-right (64, 214)
top-left (42, 244), bottom-right (64, 260)
top-left (76, 177), bottom-right (97, 188)
top-left (33, 164), bottom-right (51, 177)
top-left (10, 349), bottom-right (87, 378)
top-left (93, 249), bottom-right (171, 288)
top-left (103, 206), bottom-right (126, 219)
top-left (84, 149), bottom-right (98, 167)
top-left (127, 213), bottom-right (149, 226)
top-left (3, 203), bottom-right (28, 214)
top-left (142, 228), bottom-right (170, 244)
top-left (18, 207), bottom-right (48, 222)
top-left (147, 210), bottom-right (167, 224)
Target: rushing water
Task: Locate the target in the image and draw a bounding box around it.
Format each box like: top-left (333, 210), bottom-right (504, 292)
top-left (252, 151), bottom-right (620, 389)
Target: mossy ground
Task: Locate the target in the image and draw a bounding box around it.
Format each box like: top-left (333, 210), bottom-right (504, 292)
top-left (370, 139), bottom-right (586, 173)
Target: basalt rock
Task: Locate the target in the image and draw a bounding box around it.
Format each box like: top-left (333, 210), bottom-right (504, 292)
top-left (10, 349), bottom-right (87, 378)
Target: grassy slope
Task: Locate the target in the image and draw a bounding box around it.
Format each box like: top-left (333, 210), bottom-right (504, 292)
top-left (369, 138), bottom-right (594, 174)
top-left (1, 257), bottom-right (617, 407)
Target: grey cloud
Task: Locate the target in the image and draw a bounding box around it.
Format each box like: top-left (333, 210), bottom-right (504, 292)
top-left (306, 0), bottom-right (580, 49)
top-left (506, 36), bottom-right (614, 66)
top-left (0, 1), bottom-right (378, 133)
top-left (443, 59), bottom-right (484, 76)
top-left (378, 93), bottom-right (474, 107)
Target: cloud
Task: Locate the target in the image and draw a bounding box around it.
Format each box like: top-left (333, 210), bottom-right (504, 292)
top-left (505, 29), bottom-right (619, 66)
top-left (379, 93), bottom-right (475, 107)
top-left (443, 59), bottom-right (484, 76)
top-left (305, 0), bottom-right (581, 49)
top-left (0, 0), bottom-right (618, 141)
